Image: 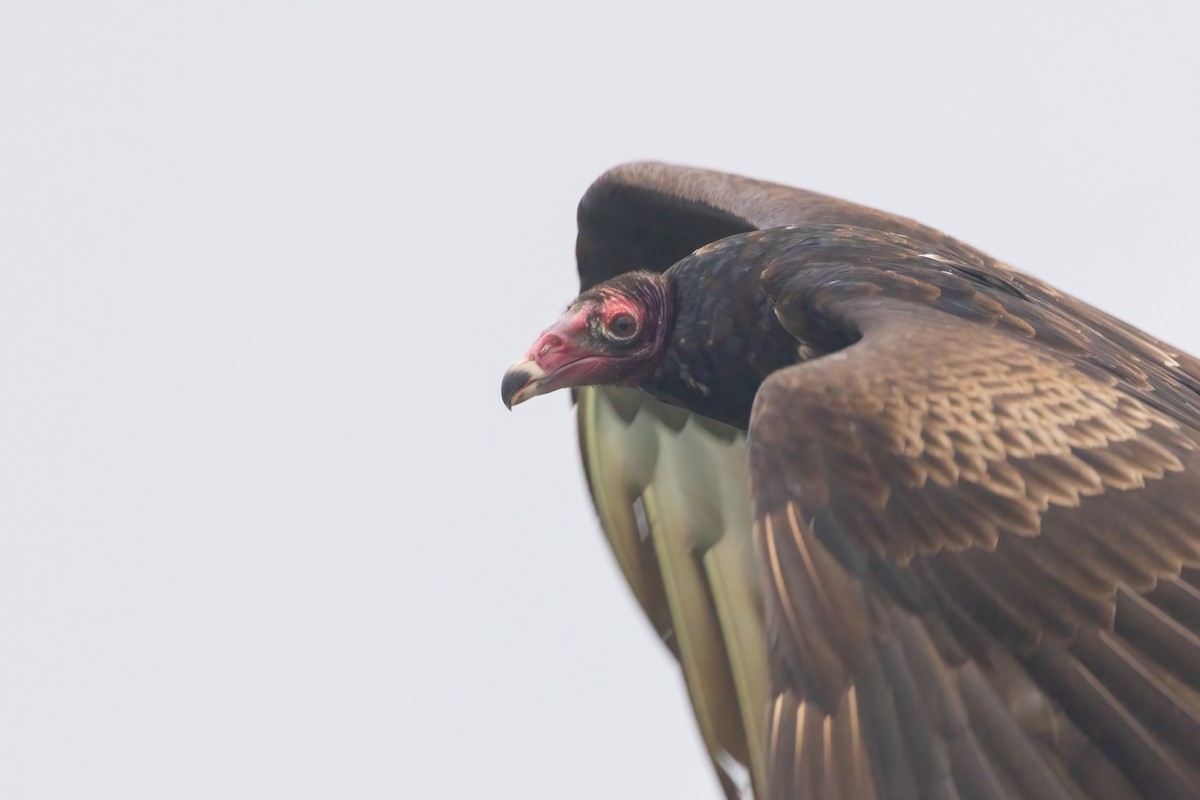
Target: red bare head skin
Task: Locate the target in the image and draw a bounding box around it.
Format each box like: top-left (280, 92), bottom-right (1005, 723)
top-left (502, 272), bottom-right (671, 408)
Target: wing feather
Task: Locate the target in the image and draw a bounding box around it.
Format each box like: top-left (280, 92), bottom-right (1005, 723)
top-left (748, 287), bottom-right (1200, 798)
top-left (579, 385), bottom-right (763, 796)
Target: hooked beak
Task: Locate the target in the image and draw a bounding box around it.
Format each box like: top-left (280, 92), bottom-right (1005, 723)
top-left (501, 356), bottom-right (548, 409)
top-left (503, 304), bottom-right (616, 409)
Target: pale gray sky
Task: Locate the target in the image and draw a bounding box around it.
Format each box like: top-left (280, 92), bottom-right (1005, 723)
top-left (1, 2), bottom-right (1197, 798)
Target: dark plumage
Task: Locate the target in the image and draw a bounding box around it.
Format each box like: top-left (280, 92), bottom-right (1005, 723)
top-left (503, 163), bottom-right (1200, 800)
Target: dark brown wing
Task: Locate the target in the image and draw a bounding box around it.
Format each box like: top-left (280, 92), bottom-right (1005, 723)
top-left (574, 163), bottom-right (953, 797)
top-left (577, 161), bottom-right (948, 292)
top-left (747, 231), bottom-right (1200, 799)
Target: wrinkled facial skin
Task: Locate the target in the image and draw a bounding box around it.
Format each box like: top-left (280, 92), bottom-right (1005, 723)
top-left (501, 273), bottom-right (668, 408)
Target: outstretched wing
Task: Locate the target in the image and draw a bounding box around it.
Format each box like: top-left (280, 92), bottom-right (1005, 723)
top-left (747, 229), bottom-right (1200, 799)
top-left (574, 163), bottom-right (947, 796)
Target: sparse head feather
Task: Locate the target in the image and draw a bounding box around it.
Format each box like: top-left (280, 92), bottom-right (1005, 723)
top-left (500, 271), bottom-right (672, 408)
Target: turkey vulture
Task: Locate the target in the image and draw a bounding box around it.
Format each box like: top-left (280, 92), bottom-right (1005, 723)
top-left (501, 163), bottom-right (1200, 800)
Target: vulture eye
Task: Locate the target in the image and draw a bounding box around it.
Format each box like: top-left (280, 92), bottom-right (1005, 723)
top-left (606, 313), bottom-right (638, 340)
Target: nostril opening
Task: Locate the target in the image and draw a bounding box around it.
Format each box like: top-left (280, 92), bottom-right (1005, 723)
top-left (538, 335), bottom-right (563, 357)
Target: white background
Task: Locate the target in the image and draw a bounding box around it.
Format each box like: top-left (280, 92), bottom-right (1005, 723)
top-left (1, 2), bottom-right (1197, 798)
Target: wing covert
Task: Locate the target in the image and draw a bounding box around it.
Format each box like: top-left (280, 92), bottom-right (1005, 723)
top-left (747, 294), bottom-right (1200, 799)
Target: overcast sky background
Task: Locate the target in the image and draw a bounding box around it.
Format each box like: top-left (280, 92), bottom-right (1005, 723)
top-left (1, 2), bottom-right (1198, 798)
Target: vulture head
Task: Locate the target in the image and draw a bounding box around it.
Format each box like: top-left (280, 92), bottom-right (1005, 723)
top-left (502, 270), bottom-right (671, 409)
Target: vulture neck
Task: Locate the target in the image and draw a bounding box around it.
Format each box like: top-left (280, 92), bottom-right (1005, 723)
top-left (640, 250), bottom-right (803, 430)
